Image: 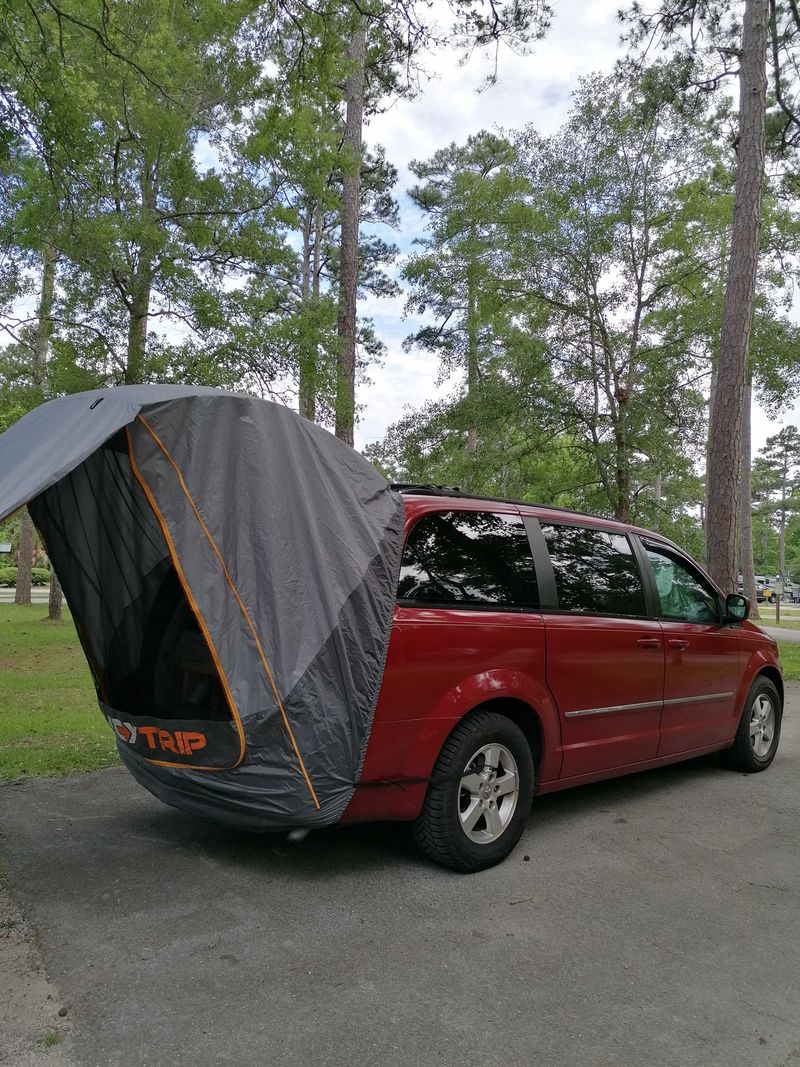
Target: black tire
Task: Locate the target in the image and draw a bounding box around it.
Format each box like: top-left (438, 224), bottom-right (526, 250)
top-left (412, 710), bottom-right (534, 873)
top-left (721, 676), bottom-right (782, 773)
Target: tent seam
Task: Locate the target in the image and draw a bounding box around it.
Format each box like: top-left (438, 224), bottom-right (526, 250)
top-left (135, 414), bottom-right (321, 810)
top-left (125, 427), bottom-right (247, 772)
top-left (351, 512), bottom-right (404, 783)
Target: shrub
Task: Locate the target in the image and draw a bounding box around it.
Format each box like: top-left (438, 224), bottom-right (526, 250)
top-left (0, 566), bottom-right (51, 587)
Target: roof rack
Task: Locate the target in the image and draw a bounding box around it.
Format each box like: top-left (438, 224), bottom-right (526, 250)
top-left (389, 483), bottom-right (620, 525)
top-left (390, 483), bottom-right (463, 495)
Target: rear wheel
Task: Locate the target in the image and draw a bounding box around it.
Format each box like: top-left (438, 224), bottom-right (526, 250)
top-left (722, 676), bottom-right (782, 772)
top-left (412, 711), bottom-right (534, 873)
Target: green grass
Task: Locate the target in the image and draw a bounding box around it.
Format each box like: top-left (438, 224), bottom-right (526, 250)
top-left (778, 641), bottom-right (800, 682)
top-left (0, 604), bottom-right (118, 779)
top-left (39, 1030), bottom-right (63, 1049)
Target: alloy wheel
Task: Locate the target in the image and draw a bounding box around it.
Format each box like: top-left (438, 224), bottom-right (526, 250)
top-left (458, 743), bottom-right (519, 844)
top-left (749, 694), bottom-right (776, 759)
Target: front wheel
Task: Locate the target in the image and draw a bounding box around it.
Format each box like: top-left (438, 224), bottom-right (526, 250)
top-left (412, 710), bottom-right (534, 873)
top-left (722, 676), bottom-right (782, 772)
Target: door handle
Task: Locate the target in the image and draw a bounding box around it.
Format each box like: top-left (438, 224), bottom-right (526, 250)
top-left (668, 638), bottom-right (690, 650)
top-left (637, 637), bottom-right (661, 649)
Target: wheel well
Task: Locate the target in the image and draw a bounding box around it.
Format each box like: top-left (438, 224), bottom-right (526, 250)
top-left (466, 697), bottom-right (544, 778)
top-left (758, 666), bottom-right (784, 707)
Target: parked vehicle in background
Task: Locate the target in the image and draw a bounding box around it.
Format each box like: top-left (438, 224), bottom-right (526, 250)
top-left (739, 575), bottom-right (800, 605)
top-left (344, 488), bottom-right (785, 871)
top-left (746, 576), bottom-right (777, 604)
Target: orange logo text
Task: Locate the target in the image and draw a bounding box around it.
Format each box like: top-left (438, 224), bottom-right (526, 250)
top-left (109, 717), bottom-right (206, 756)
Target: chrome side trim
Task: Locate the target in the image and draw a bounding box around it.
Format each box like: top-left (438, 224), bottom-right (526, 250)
top-left (564, 691), bottom-right (734, 720)
top-left (663, 691), bottom-right (733, 708)
top-left (565, 699), bottom-right (663, 719)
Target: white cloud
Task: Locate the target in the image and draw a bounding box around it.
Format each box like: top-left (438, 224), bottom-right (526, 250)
top-left (355, 0), bottom-right (625, 448)
top-left (355, 0), bottom-right (800, 456)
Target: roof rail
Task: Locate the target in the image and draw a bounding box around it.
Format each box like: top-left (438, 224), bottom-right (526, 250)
top-left (390, 483), bottom-right (463, 495)
top-left (389, 483), bottom-right (621, 525)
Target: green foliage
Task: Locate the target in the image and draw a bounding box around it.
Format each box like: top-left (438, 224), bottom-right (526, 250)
top-left (374, 59), bottom-right (800, 553)
top-left (377, 68), bottom-right (746, 547)
top-left (622, 1), bottom-right (800, 158)
top-left (404, 131), bottom-right (536, 383)
top-left (241, 75), bottom-right (400, 421)
top-left (0, 566), bottom-right (50, 587)
top-left (1, 0), bottom-right (799, 576)
top-left (753, 511), bottom-right (780, 575)
top-left (0, 0), bottom-right (283, 388)
top-left (511, 69), bottom-right (731, 523)
top-left (0, 0), bottom-right (409, 420)
top-left (752, 425), bottom-right (800, 577)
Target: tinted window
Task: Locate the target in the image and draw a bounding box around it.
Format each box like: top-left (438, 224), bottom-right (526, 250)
top-left (646, 546), bottom-right (720, 624)
top-left (398, 511), bottom-right (538, 609)
top-left (541, 523), bottom-right (646, 617)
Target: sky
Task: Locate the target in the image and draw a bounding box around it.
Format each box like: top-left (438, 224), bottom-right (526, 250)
top-left (352, 0), bottom-right (793, 455)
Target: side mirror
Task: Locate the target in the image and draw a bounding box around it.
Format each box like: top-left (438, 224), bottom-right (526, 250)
top-left (725, 593), bottom-right (749, 623)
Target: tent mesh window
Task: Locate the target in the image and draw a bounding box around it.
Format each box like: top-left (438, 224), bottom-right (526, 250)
top-left (29, 431), bottom-right (232, 724)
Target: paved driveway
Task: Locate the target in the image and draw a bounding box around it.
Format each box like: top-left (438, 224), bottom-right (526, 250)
top-left (761, 625), bottom-right (800, 644)
top-left (2, 690), bottom-right (799, 1067)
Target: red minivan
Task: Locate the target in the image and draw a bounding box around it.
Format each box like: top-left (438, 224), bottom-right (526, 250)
top-left (343, 487), bottom-right (783, 872)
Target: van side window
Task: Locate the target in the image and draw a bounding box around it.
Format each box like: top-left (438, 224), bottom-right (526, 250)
top-left (645, 546), bottom-right (720, 624)
top-left (541, 523), bottom-right (646, 617)
top-left (398, 511), bottom-right (538, 610)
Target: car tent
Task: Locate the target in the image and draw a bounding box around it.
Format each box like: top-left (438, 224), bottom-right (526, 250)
top-left (0, 386), bottom-right (404, 829)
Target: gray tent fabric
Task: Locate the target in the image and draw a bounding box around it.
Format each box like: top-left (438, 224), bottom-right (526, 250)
top-left (0, 388), bottom-right (145, 521)
top-left (0, 387), bottom-right (404, 829)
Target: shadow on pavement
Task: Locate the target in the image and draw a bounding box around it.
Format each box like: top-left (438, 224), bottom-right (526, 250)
top-left (90, 750), bottom-right (728, 880)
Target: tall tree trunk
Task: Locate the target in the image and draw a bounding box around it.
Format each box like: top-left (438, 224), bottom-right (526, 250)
top-left (704, 361), bottom-right (718, 562)
top-left (740, 374), bottom-right (760, 618)
top-left (613, 391), bottom-right (631, 522)
top-left (299, 208), bottom-right (315, 421)
top-left (335, 16), bottom-right (366, 446)
top-left (48, 569), bottom-right (63, 623)
top-left (14, 510), bottom-right (34, 605)
top-left (652, 471), bottom-right (663, 532)
top-left (34, 243), bottom-right (56, 391)
top-left (313, 205), bottom-right (323, 305)
top-left (704, 230), bottom-right (728, 559)
top-left (124, 256), bottom-right (153, 384)
top-left (761, 525), bottom-right (768, 572)
top-left (36, 245), bottom-right (60, 620)
top-left (614, 436), bottom-right (630, 521)
top-left (310, 206), bottom-right (323, 418)
top-left (466, 269), bottom-right (478, 457)
top-left (15, 247), bottom-right (56, 607)
top-left (125, 162), bottom-right (157, 384)
top-left (706, 0), bottom-right (768, 591)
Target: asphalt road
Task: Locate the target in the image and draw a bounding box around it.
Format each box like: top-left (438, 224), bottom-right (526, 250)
top-left (761, 625), bottom-right (800, 644)
top-left (1, 692), bottom-right (799, 1067)
top-left (0, 588), bottom-right (50, 603)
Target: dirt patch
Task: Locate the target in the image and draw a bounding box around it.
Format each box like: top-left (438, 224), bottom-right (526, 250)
top-left (0, 879), bottom-right (75, 1066)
